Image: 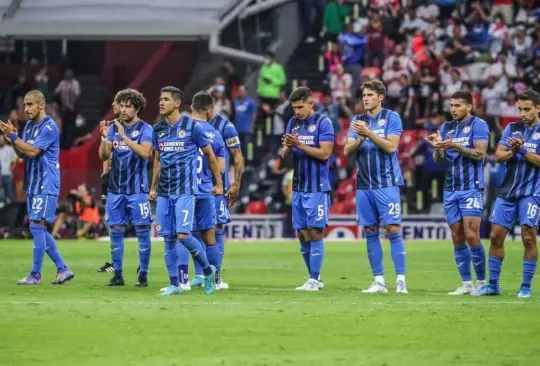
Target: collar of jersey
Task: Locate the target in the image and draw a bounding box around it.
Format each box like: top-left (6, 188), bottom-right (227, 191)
top-left (454, 115), bottom-right (475, 125)
top-left (29, 115), bottom-right (50, 126)
top-left (123, 119), bottom-right (141, 130)
top-left (365, 109), bottom-right (385, 121)
top-left (300, 112), bottom-right (318, 125)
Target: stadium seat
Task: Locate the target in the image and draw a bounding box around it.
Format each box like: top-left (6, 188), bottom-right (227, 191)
top-left (336, 177), bottom-right (355, 201)
top-left (330, 201), bottom-right (351, 214)
top-left (335, 130), bottom-right (349, 154)
top-left (246, 201), bottom-right (267, 214)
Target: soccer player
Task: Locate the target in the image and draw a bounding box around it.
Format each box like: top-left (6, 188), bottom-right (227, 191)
top-left (427, 90), bottom-right (489, 295)
top-left (190, 105), bottom-right (245, 289)
top-left (475, 89), bottom-right (540, 298)
top-left (0, 90), bottom-right (74, 285)
top-left (98, 89), bottom-right (153, 287)
top-left (344, 79), bottom-right (407, 294)
top-left (281, 86), bottom-right (334, 291)
top-left (150, 86), bottom-right (223, 296)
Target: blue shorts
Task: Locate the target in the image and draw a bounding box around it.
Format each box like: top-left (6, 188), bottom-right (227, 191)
top-left (489, 196), bottom-right (540, 231)
top-left (292, 191), bottom-right (331, 230)
top-left (27, 194), bottom-right (57, 223)
top-left (193, 196), bottom-right (216, 231)
top-left (105, 192), bottom-right (152, 226)
top-left (443, 189), bottom-right (484, 226)
top-left (155, 194), bottom-right (196, 236)
top-left (356, 187), bottom-right (401, 227)
top-left (215, 195), bottom-right (231, 225)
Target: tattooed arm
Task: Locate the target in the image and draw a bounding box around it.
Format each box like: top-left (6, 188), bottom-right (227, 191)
top-left (453, 140), bottom-right (488, 161)
top-left (433, 148), bottom-right (446, 163)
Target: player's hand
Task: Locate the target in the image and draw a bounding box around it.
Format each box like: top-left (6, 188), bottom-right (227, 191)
top-left (283, 133), bottom-right (300, 147)
top-left (114, 120), bottom-right (126, 138)
top-left (226, 183), bottom-right (240, 207)
top-left (213, 182), bottom-right (224, 196)
top-left (508, 137), bottom-right (524, 153)
top-left (99, 120), bottom-right (110, 138)
top-left (0, 120), bottom-right (17, 135)
top-left (426, 130), bottom-right (442, 146)
top-left (434, 139), bottom-right (457, 150)
top-left (355, 122), bottom-right (371, 137)
top-left (350, 121), bottom-right (366, 134)
top-left (148, 190), bottom-right (157, 202)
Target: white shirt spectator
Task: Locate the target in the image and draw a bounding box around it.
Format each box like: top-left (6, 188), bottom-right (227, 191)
top-left (417, 3), bottom-right (439, 22)
top-left (383, 55), bottom-right (418, 74)
top-left (0, 145), bottom-right (17, 176)
top-left (399, 15), bottom-right (428, 34)
top-left (442, 81), bottom-right (462, 111)
top-left (55, 78), bottom-right (80, 111)
top-left (383, 69), bottom-right (408, 98)
top-left (330, 72), bottom-right (352, 101)
top-left (446, 24), bottom-right (468, 38)
top-left (483, 62), bottom-right (517, 90)
top-left (481, 86), bottom-right (504, 116)
top-left (514, 35), bottom-right (532, 56)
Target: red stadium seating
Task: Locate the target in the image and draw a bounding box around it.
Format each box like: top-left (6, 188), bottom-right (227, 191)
top-left (246, 201), bottom-right (268, 214)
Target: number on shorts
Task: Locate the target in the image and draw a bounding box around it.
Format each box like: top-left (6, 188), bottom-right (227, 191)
top-left (220, 200), bottom-right (225, 215)
top-left (182, 209), bottom-right (189, 225)
top-left (527, 203), bottom-right (538, 219)
top-left (465, 197), bottom-right (481, 209)
top-left (138, 203), bottom-right (150, 218)
top-left (316, 204), bottom-right (325, 221)
top-left (388, 203), bottom-right (401, 216)
top-left (32, 197), bottom-right (43, 211)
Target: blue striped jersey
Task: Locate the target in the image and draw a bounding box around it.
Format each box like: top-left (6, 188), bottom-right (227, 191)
top-left (439, 116), bottom-right (489, 191)
top-left (498, 121), bottom-right (540, 200)
top-left (107, 120), bottom-right (153, 195)
top-left (153, 116), bottom-right (210, 196)
top-left (211, 115), bottom-right (240, 191)
top-left (347, 109), bottom-right (403, 190)
top-left (196, 120), bottom-right (225, 197)
top-left (22, 116), bottom-right (60, 195)
top-left (286, 112), bottom-right (335, 192)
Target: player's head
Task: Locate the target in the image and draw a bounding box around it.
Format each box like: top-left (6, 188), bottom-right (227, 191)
top-left (114, 88), bottom-right (146, 123)
top-left (23, 90), bottom-right (46, 121)
top-left (191, 91), bottom-right (215, 122)
top-left (361, 79), bottom-right (385, 111)
top-left (517, 89), bottom-right (540, 125)
top-left (289, 87), bottom-right (314, 120)
top-left (159, 86), bottom-right (184, 117)
top-left (449, 90), bottom-right (473, 121)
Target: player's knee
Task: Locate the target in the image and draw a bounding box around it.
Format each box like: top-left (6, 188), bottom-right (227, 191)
top-left (135, 225), bottom-right (150, 235)
top-left (365, 226), bottom-right (379, 233)
top-left (521, 228), bottom-right (537, 249)
top-left (177, 233), bottom-right (187, 242)
top-left (451, 230), bottom-right (466, 245)
top-left (489, 229), bottom-right (505, 248)
top-left (307, 227), bottom-right (323, 241)
top-left (296, 230), bottom-right (306, 242)
top-left (385, 225), bottom-right (401, 235)
top-left (465, 231), bottom-right (480, 246)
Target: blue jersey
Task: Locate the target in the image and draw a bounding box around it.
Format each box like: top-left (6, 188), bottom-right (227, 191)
top-left (348, 109), bottom-right (403, 190)
top-left (439, 116), bottom-right (489, 191)
top-left (286, 112), bottom-right (335, 193)
top-left (22, 116), bottom-right (60, 195)
top-left (153, 116), bottom-right (210, 197)
top-left (211, 115), bottom-right (240, 191)
top-left (107, 120), bottom-right (153, 195)
top-left (196, 121), bottom-right (225, 196)
top-left (498, 121), bottom-right (540, 200)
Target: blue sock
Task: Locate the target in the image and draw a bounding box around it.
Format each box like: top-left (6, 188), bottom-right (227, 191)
top-left (164, 236), bottom-right (179, 287)
top-left (110, 228), bottom-right (125, 278)
top-left (488, 255), bottom-right (503, 288)
top-left (309, 240), bottom-right (324, 280)
top-left (216, 229), bottom-right (225, 272)
top-left (176, 243), bottom-right (190, 284)
top-left (389, 232), bottom-right (406, 275)
top-left (192, 231), bottom-right (204, 276)
top-left (300, 241), bottom-right (311, 275)
top-left (454, 244), bottom-right (472, 282)
top-left (135, 226), bottom-right (151, 276)
top-left (44, 231), bottom-right (66, 271)
top-left (470, 244), bottom-right (486, 281)
top-left (180, 234), bottom-right (212, 276)
top-left (366, 231), bottom-right (384, 276)
top-left (29, 223), bottom-right (46, 275)
top-left (522, 259), bottom-right (538, 288)
top-left (206, 244), bottom-right (220, 270)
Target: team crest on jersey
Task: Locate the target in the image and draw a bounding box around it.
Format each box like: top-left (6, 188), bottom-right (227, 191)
top-left (463, 126), bottom-right (471, 133)
top-left (533, 133), bottom-right (540, 140)
top-left (378, 119), bottom-right (386, 126)
top-left (178, 130), bottom-right (186, 138)
top-left (308, 124), bottom-right (316, 132)
top-left (131, 130), bottom-right (140, 138)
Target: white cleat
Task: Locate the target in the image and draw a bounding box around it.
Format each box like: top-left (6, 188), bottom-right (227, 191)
top-left (303, 277), bottom-right (324, 290)
top-left (396, 280), bottom-right (408, 294)
top-left (476, 280), bottom-right (486, 290)
top-left (296, 279), bottom-right (320, 291)
top-left (216, 281), bottom-right (229, 290)
top-left (160, 283), bottom-right (191, 292)
top-left (361, 282), bottom-right (388, 294)
top-left (448, 283), bottom-right (475, 295)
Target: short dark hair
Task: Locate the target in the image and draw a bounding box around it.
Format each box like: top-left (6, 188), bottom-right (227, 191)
top-left (361, 79), bottom-right (386, 96)
top-left (289, 87), bottom-right (312, 102)
top-left (114, 88), bottom-right (146, 112)
top-left (517, 89), bottom-right (540, 106)
top-left (450, 90), bottom-right (473, 104)
top-left (161, 86), bottom-right (184, 105)
top-left (192, 91), bottom-right (214, 112)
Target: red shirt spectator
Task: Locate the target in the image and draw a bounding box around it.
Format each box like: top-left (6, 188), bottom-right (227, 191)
top-left (324, 43), bottom-right (342, 73)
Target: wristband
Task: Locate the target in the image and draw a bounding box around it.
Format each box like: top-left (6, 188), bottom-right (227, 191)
top-left (518, 146), bottom-right (528, 157)
top-left (9, 132), bottom-right (18, 142)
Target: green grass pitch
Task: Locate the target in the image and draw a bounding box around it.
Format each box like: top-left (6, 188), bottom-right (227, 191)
top-left (1, 239), bottom-right (540, 366)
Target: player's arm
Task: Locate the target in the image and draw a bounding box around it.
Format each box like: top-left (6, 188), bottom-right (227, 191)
top-left (229, 146), bottom-right (244, 188)
top-left (99, 120), bottom-right (113, 161)
top-left (150, 150), bottom-right (161, 194)
top-left (358, 113), bottom-right (401, 154)
top-left (452, 139), bottom-right (488, 161)
top-left (115, 121), bottom-right (152, 159)
top-left (344, 123), bottom-right (366, 157)
top-left (433, 148), bottom-right (446, 163)
top-left (201, 145), bottom-right (224, 194)
top-left (281, 144), bottom-right (291, 159)
top-left (494, 144), bottom-right (515, 163)
top-left (284, 117), bottom-right (334, 161)
top-left (519, 148), bottom-right (540, 168)
top-left (1, 120), bottom-right (43, 159)
top-left (364, 131), bottom-right (400, 154)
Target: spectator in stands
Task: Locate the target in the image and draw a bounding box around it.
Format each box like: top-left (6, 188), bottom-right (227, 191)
top-left (441, 68), bottom-right (462, 116)
top-left (338, 23), bottom-right (367, 96)
top-left (317, 94), bottom-right (340, 134)
top-left (383, 59), bottom-right (409, 109)
top-left (418, 65), bottom-right (438, 118)
top-left (324, 42), bottom-right (342, 74)
top-left (365, 9), bottom-right (386, 65)
top-left (7, 108), bottom-right (23, 134)
top-left (55, 69), bottom-right (81, 149)
top-left (330, 63), bottom-right (352, 102)
top-left (222, 60), bottom-right (241, 100)
top-left (492, 0), bottom-right (514, 24)
top-left (233, 85), bottom-right (257, 158)
top-left (52, 184), bottom-right (100, 239)
top-left (0, 135), bottom-right (17, 203)
top-left (489, 13), bottom-right (510, 54)
top-left (481, 75), bottom-right (504, 133)
top-left (320, 0), bottom-right (350, 42)
top-left (210, 84), bottom-right (233, 119)
top-left (465, 1), bottom-right (491, 51)
top-left (483, 52), bottom-right (517, 91)
top-left (399, 75), bottom-right (417, 129)
top-left (417, 0), bottom-right (440, 23)
top-left (383, 44), bottom-right (417, 76)
top-left (10, 74), bottom-right (33, 110)
top-left (499, 88), bottom-right (521, 130)
top-left (444, 26), bottom-right (472, 67)
top-left (514, 27), bottom-right (533, 60)
top-left (272, 90), bottom-right (293, 155)
top-left (257, 51), bottom-right (287, 109)
top-left (400, 7), bottom-right (428, 37)
top-left (34, 67), bottom-right (49, 102)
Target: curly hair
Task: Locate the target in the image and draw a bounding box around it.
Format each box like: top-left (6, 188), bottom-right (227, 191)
top-left (114, 88), bottom-right (147, 112)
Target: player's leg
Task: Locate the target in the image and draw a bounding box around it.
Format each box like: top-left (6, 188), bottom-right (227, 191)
top-left (460, 190), bottom-right (486, 288)
top-left (176, 238), bottom-right (191, 290)
top-left (174, 195), bottom-right (216, 295)
top-left (377, 187), bottom-right (407, 293)
top-left (156, 196), bottom-right (182, 296)
top-left (127, 193), bottom-right (152, 287)
top-left (105, 192), bottom-right (127, 286)
top-left (190, 198), bottom-right (208, 287)
top-left (357, 189), bottom-right (387, 293)
top-left (517, 197), bottom-right (540, 298)
top-left (474, 198), bottom-right (515, 296)
top-left (215, 195), bottom-right (231, 287)
top-left (51, 212), bottom-right (67, 238)
top-left (291, 191), bottom-right (312, 290)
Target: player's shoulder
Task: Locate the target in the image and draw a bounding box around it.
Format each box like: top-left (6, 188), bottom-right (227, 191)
top-left (505, 120), bottom-right (524, 131)
top-left (384, 109), bottom-right (402, 122)
top-left (471, 116), bottom-right (489, 128)
top-left (153, 120), bottom-right (167, 132)
top-left (43, 116), bottom-right (59, 131)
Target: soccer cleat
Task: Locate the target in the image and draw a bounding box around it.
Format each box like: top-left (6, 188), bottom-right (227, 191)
top-left (97, 262), bottom-right (115, 273)
top-left (135, 276), bottom-right (148, 287)
top-left (203, 266), bottom-right (217, 296)
top-left (361, 282), bottom-right (388, 294)
top-left (300, 279), bottom-right (320, 291)
top-left (476, 280), bottom-right (486, 289)
top-left (448, 283), bottom-right (475, 296)
top-left (303, 277), bottom-right (324, 290)
top-left (180, 282), bottom-right (192, 291)
top-left (107, 276), bottom-right (125, 286)
top-left (17, 274), bottom-right (42, 285)
top-left (216, 280), bottom-right (229, 290)
top-left (51, 269), bottom-right (75, 285)
top-left (160, 285), bottom-right (183, 296)
top-left (472, 284), bottom-right (501, 296)
top-left (190, 275), bottom-right (205, 288)
top-left (396, 280), bottom-right (408, 294)
top-left (517, 286), bottom-right (532, 298)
